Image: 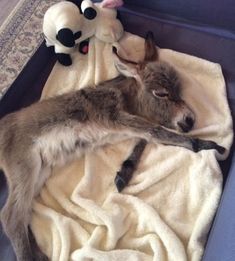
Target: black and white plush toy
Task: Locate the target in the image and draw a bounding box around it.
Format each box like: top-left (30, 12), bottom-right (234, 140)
top-left (43, 0), bottom-right (124, 66)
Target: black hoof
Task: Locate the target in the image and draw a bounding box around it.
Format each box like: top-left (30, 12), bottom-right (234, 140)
top-left (192, 138), bottom-right (226, 154)
top-left (115, 173), bottom-right (127, 192)
top-left (216, 145), bottom-right (226, 154)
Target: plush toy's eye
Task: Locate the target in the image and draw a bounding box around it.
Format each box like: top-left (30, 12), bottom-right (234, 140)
top-left (152, 89), bottom-right (169, 98)
top-left (81, 0), bottom-right (97, 20)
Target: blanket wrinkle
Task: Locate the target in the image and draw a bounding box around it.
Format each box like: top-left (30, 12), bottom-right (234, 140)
top-left (31, 32), bottom-right (233, 261)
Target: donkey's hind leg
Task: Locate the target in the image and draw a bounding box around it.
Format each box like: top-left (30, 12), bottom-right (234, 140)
top-left (115, 139), bottom-right (147, 192)
top-left (0, 159), bottom-right (49, 261)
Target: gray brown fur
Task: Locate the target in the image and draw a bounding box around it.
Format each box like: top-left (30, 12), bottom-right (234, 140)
top-left (0, 32), bottom-right (224, 261)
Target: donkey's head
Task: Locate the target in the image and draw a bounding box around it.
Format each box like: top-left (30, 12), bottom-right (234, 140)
top-left (113, 32), bottom-right (195, 132)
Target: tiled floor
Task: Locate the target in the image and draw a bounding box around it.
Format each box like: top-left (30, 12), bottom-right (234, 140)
top-left (0, 0), bottom-right (19, 26)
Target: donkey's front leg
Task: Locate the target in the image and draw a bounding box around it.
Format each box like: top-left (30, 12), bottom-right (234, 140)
top-left (150, 127), bottom-right (225, 154)
top-left (150, 126), bottom-right (225, 154)
top-left (115, 139), bottom-right (147, 192)
top-left (117, 112), bottom-right (225, 154)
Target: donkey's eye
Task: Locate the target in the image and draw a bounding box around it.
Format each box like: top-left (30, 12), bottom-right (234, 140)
top-left (152, 89), bottom-right (169, 98)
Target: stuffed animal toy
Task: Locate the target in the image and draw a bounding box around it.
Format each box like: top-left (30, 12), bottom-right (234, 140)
top-left (43, 0), bottom-right (124, 66)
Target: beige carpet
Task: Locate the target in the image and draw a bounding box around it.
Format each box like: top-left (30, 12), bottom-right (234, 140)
top-left (0, 0), bottom-right (60, 100)
top-left (0, 0), bottom-right (18, 26)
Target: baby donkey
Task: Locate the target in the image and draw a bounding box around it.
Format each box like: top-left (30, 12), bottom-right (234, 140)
top-left (0, 32), bottom-right (224, 261)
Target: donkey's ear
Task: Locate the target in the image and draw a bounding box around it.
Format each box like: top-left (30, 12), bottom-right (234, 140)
top-left (144, 31), bottom-right (158, 62)
top-left (113, 47), bottom-right (139, 78)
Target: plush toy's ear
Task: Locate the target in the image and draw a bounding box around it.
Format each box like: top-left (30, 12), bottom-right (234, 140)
top-left (101, 0), bottom-right (124, 8)
top-left (81, 0), bottom-right (97, 20)
top-left (56, 28), bottom-right (75, 47)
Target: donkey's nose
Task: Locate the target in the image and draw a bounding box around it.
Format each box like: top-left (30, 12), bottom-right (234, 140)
top-left (185, 116), bottom-right (194, 130)
top-left (177, 116), bottom-right (195, 132)
top-left (112, 46), bottom-right (118, 54)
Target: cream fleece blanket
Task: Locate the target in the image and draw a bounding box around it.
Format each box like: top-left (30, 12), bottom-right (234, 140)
top-left (31, 32), bottom-right (233, 261)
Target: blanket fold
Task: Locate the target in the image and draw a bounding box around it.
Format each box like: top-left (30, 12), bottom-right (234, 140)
top-left (32, 32), bottom-right (233, 261)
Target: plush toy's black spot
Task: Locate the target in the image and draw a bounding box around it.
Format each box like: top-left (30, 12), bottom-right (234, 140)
top-left (74, 31), bottom-right (82, 40)
top-left (56, 53), bottom-right (72, 66)
top-left (56, 28), bottom-right (75, 48)
top-left (79, 39), bottom-right (89, 54)
top-left (83, 7), bottom-right (97, 20)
